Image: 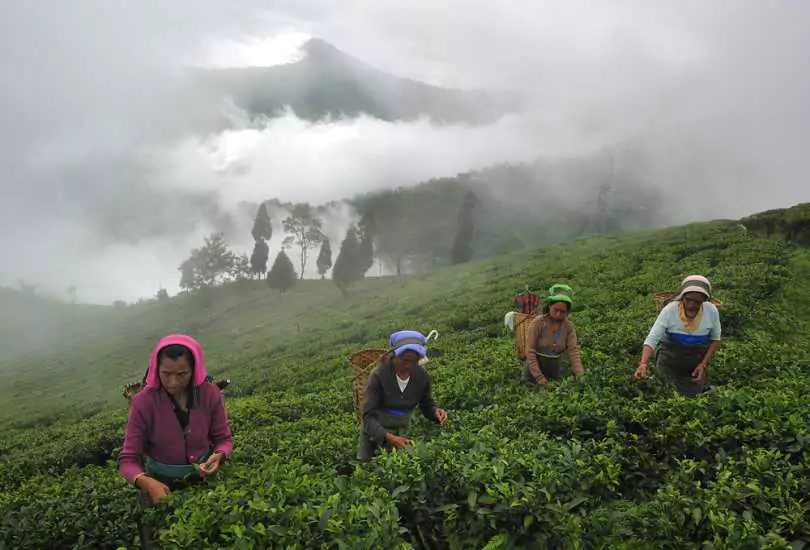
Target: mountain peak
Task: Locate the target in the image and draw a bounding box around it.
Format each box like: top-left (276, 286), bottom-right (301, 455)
top-left (300, 38), bottom-right (342, 59)
top-left (190, 36), bottom-right (523, 125)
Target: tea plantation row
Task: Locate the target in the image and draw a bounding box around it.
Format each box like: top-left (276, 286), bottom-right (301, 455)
top-left (1, 219), bottom-right (809, 549)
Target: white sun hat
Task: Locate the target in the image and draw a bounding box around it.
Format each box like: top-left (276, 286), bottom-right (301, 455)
top-left (677, 275), bottom-right (712, 300)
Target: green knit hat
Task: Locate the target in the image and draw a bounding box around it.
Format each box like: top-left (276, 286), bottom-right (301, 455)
top-left (547, 283), bottom-right (574, 305)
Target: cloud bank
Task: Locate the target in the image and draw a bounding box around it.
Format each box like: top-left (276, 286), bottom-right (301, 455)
top-left (0, 1), bottom-right (808, 302)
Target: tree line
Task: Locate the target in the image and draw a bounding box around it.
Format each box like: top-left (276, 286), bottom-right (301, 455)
top-left (175, 189), bottom-right (481, 298)
top-left (173, 155), bottom-right (664, 299)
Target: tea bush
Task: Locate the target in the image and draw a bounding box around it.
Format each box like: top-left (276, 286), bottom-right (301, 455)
top-left (1, 213), bottom-right (809, 549)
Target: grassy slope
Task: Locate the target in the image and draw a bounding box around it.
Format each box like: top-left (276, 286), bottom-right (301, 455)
top-left (1, 217), bottom-right (809, 549)
top-left (0, 287), bottom-right (117, 365)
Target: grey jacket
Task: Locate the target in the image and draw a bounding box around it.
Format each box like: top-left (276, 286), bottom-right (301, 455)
top-left (362, 360), bottom-right (440, 443)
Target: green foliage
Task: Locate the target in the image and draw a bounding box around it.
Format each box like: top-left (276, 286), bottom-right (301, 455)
top-left (282, 203), bottom-right (324, 280)
top-left (332, 224), bottom-right (362, 295)
top-left (260, 155), bottom-right (666, 276)
top-left (230, 253), bottom-right (251, 281)
top-left (1, 211), bottom-right (809, 549)
top-left (265, 250), bottom-right (297, 295)
top-left (250, 202), bottom-right (273, 242)
top-left (179, 232), bottom-right (236, 290)
top-left (357, 209), bottom-right (375, 276)
top-left (348, 160), bottom-right (664, 275)
top-left (451, 190), bottom-right (479, 264)
top-left (742, 202), bottom-right (810, 246)
top-left (249, 239), bottom-right (269, 278)
top-left (355, 184), bottom-right (461, 275)
top-left (316, 238), bottom-right (333, 279)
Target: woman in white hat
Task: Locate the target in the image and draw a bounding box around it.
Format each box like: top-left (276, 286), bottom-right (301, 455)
top-left (634, 275), bottom-right (722, 395)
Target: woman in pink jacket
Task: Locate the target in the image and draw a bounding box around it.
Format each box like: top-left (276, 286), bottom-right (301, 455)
top-left (118, 334), bottom-right (233, 544)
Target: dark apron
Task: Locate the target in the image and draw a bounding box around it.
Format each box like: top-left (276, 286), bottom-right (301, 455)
top-left (655, 337), bottom-right (709, 395)
top-left (523, 353), bottom-right (564, 384)
top-left (523, 324), bottom-right (565, 384)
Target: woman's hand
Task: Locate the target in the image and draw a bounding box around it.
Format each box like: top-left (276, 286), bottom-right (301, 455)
top-left (634, 362), bottom-right (648, 380)
top-left (198, 451), bottom-right (225, 478)
top-left (384, 433), bottom-right (413, 450)
top-left (136, 475), bottom-right (170, 505)
top-left (692, 362), bottom-right (707, 380)
top-left (434, 408), bottom-right (449, 425)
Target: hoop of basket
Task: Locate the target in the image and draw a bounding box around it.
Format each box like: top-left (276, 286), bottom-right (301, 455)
top-left (349, 348), bottom-right (390, 423)
top-left (513, 313), bottom-right (537, 360)
top-left (122, 382), bottom-right (143, 401)
top-left (653, 291), bottom-right (724, 313)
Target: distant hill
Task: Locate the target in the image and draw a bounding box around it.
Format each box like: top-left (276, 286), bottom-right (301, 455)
top-left (238, 150), bottom-right (667, 277)
top-left (0, 285), bottom-right (121, 365)
top-left (186, 38), bottom-right (524, 125)
top-left (741, 202), bottom-right (810, 245)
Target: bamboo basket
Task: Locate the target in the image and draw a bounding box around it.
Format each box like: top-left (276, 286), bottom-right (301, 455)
top-left (654, 291), bottom-right (723, 313)
top-left (349, 348), bottom-right (390, 423)
top-left (513, 313), bottom-right (537, 360)
top-left (122, 382), bottom-right (142, 400)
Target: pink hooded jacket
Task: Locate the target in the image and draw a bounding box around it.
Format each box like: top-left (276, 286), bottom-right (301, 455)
top-left (118, 334), bottom-right (234, 484)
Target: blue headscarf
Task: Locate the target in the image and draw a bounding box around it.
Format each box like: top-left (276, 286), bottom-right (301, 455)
top-left (389, 330), bottom-right (427, 358)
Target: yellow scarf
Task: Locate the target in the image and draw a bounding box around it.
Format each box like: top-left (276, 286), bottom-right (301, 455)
top-left (678, 301), bottom-right (703, 332)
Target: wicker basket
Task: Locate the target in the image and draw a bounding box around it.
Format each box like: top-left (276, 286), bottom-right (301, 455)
top-left (349, 348), bottom-right (390, 423)
top-left (122, 382), bottom-right (142, 400)
top-left (654, 291), bottom-right (723, 313)
top-left (513, 313), bottom-right (537, 360)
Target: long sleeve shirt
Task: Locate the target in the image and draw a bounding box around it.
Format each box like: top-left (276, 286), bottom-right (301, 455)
top-left (362, 360), bottom-right (439, 444)
top-left (643, 301), bottom-right (722, 350)
top-left (118, 384), bottom-right (234, 484)
top-left (526, 315), bottom-right (584, 379)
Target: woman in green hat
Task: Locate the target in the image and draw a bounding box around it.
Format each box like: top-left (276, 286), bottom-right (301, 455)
top-left (523, 284), bottom-right (585, 386)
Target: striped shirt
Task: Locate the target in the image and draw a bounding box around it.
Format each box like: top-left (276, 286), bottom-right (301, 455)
top-left (644, 301), bottom-right (722, 350)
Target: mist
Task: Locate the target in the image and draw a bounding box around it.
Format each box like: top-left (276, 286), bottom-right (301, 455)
top-left (1, 1), bottom-right (808, 303)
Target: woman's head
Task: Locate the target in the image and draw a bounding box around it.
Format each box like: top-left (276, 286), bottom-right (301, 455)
top-left (543, 283), bottom-right (574, 321)
top-left (144, 334), bottom-right (208, 391)
top-left (388, 330), bottom-right (427, 376)
top-left (676, 275), bottom-right (711, 317)
top-left (545, 300), bottom-right (571, 321)
top-left (157, 344), bottom-right (195, 395)
top-left (392, 349), bottom-right (421, 374)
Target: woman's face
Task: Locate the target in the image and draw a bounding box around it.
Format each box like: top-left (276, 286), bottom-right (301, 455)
top-left (159, 355), bottom-right (193, 395)
top-left (548, 301), bottom-right (569, 322)
top-left (681, 292), bottom-right (706, 317)
top-left (392, 350), bottom-right (420, 375)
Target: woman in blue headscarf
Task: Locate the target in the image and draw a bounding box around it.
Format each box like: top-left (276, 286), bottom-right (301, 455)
top-left (357, 330), bottom-right (449, 462)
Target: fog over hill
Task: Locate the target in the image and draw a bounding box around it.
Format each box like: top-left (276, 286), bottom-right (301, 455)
top-left (1, 1), bottom-right (808, 303)
top-left (184, 38), bottom-right (524, 125)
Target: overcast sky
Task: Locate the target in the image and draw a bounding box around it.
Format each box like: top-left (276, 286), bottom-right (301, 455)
top-left (1, 1), bottom-right (808, 303)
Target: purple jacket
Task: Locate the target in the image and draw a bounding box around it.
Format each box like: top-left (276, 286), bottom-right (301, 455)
top-left (118, 334), bottom-right (234, 484)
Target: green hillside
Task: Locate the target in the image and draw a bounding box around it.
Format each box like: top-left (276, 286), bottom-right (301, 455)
top-left (258, 153), bottom-right (666, 277)
top-left (1, 209), bottom-right (809, 548)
